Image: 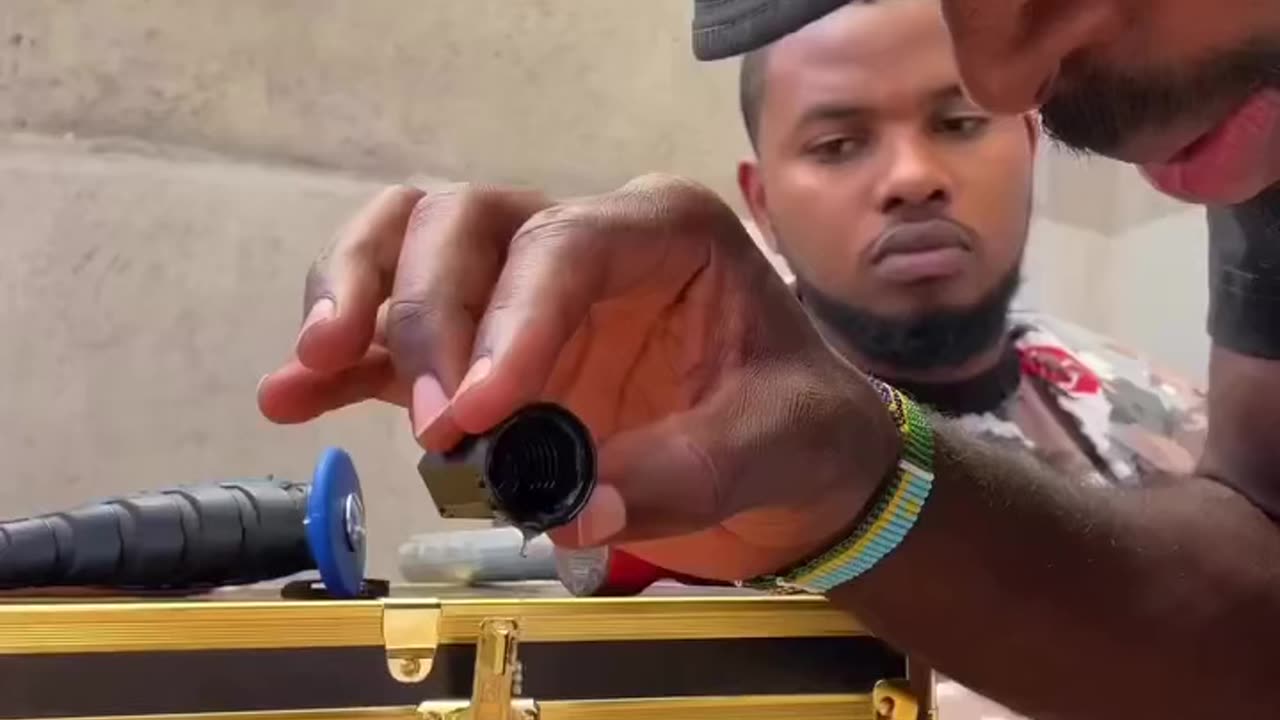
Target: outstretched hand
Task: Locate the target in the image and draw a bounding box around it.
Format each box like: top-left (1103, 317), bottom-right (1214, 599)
top-left (257, 175), bottom-right (899, 580)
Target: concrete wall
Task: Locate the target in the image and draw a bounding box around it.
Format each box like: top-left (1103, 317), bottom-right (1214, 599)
top-left (0, 1), bottom-right (1212, 582)
top-left (1, 0), bottom-right (747, 198)
top-left (0, 134), bottom-right (435, 580)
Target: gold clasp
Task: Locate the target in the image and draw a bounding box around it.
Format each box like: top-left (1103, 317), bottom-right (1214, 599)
top-left (381, 601), bottom-right (442, 683)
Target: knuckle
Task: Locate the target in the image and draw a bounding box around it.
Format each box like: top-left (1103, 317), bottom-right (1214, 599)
top-left (328, 183), bottom-right (423, 262)
top-left (371, 183), bottom-right (430, 236)
top-left (385, 298), bottom-right (444, 341)
top-left (620, 173), bottom-right (741, 238)
top-left (408, 181), bottom-right (482, 227)
top-left (380, 183), bottom-right (427, 208)
top-left (511, 202), bottom-right (597, 253)
top-left (624, 172), bottom-right (705, 195)
top-left (383, 299), bottom-right (449, 374)
top-left (413, 182), bottom-right (509, 222)
top-left (409, 182), bottom-right (548, 245)
top-left (625, 173), bottom-right (722, 210)
top-left (523, 200), bottom-right (593, 228)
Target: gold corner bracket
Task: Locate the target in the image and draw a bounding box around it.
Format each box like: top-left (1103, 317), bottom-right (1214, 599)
top-left (382, 601), bottom-right (443, 684)
top-left (873, 679), bottom-right (922, 720)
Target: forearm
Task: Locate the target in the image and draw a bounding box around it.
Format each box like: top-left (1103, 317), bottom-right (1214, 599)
top-left (828, 417), bottom-right (1280, 719)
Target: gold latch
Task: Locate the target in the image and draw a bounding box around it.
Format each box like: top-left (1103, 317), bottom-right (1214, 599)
top-left (468, 618), bottom-right (522, 719)
top-left (381, 601), bottom-right (442, 684)
top-left (874, 679), bottom-right (922, 720)
top-left (418, 618), bottom-right (536, 720)
top-left (382, 606), bottom-right (535, 720)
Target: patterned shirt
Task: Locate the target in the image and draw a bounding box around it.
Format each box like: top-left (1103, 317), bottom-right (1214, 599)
top-left (942, 310), bottom-right (1207, 485)
top-left (924, 309), bottom-right (1207, 720)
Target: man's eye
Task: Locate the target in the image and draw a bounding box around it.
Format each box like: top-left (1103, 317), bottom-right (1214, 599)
top-left (807, 137), bottom-right (866, 162)
top-left (936, 115), bottom-right (990, 137)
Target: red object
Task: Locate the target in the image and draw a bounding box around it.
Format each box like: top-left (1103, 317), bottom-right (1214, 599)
top-left (1018, 344), bottom-right (1102, 395)
top-left (554, 546), bottom-right (728, 596)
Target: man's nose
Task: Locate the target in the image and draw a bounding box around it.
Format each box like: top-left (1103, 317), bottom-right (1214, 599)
top-left (877, 140), bottom-right (951, 215)
top-left (939, 0), bottom-right (1121, 113)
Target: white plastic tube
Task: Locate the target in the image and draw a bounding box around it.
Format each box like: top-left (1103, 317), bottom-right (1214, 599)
top-left (397, 527), bottom-right (558, 584)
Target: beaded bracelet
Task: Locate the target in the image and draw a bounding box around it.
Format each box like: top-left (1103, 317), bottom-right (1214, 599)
top-left (742, 377), bottom-right (935, 594)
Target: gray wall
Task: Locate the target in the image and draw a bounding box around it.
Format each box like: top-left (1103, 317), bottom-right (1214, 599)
top-left (2, 0), bottom-right (746, 197)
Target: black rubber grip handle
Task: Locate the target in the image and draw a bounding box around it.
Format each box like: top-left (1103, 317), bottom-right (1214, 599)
top-left (0, 479), bottom-right (314, 590)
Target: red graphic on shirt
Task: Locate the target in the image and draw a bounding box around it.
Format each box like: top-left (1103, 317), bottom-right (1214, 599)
top-left (1019, 344), bottom-right (1102, 395)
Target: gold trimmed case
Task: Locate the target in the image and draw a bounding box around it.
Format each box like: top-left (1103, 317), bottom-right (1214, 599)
top-left (0, 582), bottom-right (935, 720)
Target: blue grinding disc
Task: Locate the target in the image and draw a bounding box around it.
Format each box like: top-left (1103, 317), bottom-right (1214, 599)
top-left (305, 447), bottom-right (367, 598)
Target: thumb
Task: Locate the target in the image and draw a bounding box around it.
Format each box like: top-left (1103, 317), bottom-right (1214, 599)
top-left (559, 411), bottom-right (725, 548)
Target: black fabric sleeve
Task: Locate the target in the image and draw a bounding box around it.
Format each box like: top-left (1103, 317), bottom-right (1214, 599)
top-left (1207, 185), bottom-right (1280, 359)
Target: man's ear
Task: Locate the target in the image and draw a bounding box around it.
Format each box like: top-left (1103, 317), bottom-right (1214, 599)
top-left (737, 159), bottom-right (779, 252)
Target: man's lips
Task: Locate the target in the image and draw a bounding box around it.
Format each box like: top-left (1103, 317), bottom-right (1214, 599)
top-left (1140, 89), bottom-right (1280, 204)
top-left (870, 219), bottom-right (974, 283)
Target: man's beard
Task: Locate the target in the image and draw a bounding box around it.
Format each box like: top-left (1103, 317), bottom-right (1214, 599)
top-left (796, 265), bottom-right (1022, 373)
top-left (1040, 39), bottom-right (1280, 156)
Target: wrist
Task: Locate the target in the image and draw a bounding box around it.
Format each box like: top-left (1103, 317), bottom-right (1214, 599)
top-left (743, 378), bottom-right (935, 594)
top-left (860, 374), bottom-right (910, 480)
top-left (791, 374), bottom-right (906, 564)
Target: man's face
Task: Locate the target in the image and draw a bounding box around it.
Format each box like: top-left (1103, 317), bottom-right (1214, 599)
top-left (937, 0), bottom-right (1280, 205)
top-left (738, 0), bottom-right (1034, 368)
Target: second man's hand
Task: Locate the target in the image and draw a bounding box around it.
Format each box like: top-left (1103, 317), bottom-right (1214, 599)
top-left (256, 175), bottom-right (901, 581)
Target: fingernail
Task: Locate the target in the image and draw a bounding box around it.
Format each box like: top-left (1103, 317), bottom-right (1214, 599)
top-left (454, 356), bottom-right (493, 400)
top-left (412, 374), bottom-right (449, 440)
top-left (577, 485), bottom-right (626, 547)
top-left (298, 298), bottom-right (335, 344)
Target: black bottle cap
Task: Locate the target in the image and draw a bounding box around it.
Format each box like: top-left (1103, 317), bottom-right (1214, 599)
top-left (484, 403), bottom-right (597, 535)
top-left (417, 402), bottom-right (597, 536)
